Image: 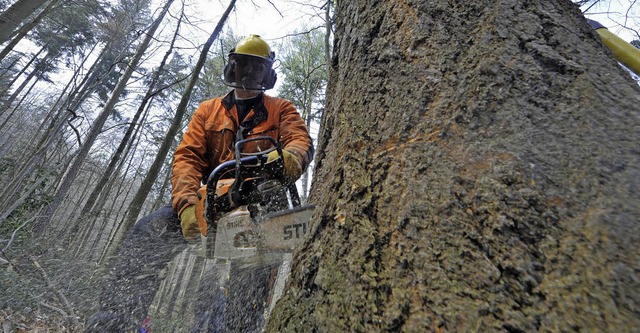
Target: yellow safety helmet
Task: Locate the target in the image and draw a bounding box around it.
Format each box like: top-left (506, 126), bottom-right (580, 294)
top-left (234, 34), bottom-right (272, 59)
top-left (223, 35), bottom-right (277, 90)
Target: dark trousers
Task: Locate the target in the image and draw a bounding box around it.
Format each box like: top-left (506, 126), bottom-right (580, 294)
top-left (85, 205), bottom-right (187, 332)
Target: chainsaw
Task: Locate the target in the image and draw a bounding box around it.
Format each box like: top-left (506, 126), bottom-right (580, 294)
top-left (192, 136), bottom-right (313, 332)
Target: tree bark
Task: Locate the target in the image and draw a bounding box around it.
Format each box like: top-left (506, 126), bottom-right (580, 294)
top-left (0, 0), bottom-right (59, 62)
top-left (324, 0), bottom-right (332, 72)
top-left (0, 0), bottom-right (50, 44)
top-left (267, 0), bottom-right (640, 332)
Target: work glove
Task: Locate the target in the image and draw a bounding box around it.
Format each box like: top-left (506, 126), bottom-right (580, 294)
top-left (179, 205), bottom-right (200, 243)
top-left (266, 149), bottom-right (303, 182)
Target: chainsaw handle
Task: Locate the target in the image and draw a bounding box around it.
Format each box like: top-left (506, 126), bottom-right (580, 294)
top-left (232, 137), bottom-right (283, 207)
top-left (204, 137), bottom-right (299, 225)
top-left (233, 136), bottom-right (282, 161)
top-left (205, 137), bottom-right (280, 217)
top-left (206, 136), bottom-right (280, 187)
top-left (207, 156), bottom-right (259, 188)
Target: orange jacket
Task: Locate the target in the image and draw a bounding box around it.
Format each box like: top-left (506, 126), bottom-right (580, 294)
top-left (171, 91), bottom-right (314, 215)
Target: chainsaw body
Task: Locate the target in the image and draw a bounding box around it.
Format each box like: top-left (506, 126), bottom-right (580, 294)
top-left (198, 136), bottom-right (314, 259)
top-left (211, 205), bottom-right (314, 260)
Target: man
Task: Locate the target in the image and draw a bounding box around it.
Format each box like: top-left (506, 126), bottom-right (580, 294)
top-left (85, 35), bottom-right (314, 332)
top-left (174, 34), bottom-right (314, 241)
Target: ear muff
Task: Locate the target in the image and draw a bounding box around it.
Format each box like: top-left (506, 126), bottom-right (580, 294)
top-left (263, 69), bottom-right (277, 90)
top-left (262, 51), bottom-right (277, 89)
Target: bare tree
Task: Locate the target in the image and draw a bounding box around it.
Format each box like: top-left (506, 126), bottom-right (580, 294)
top-left (58, 4), bottom-right (187, 251)
top-left (33, 0), bottom-right (176, 235)
top-left (109, 0), bottom-right (238, 258)
top-left (0, 0), bottom-right (50, 44)
top-left (0, 0), bottom-right (60, 62)
top-left (577, 0), bottom-right (640, 40)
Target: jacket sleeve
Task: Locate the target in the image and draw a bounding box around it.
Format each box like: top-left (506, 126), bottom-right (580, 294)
top-left (278, 100), bottom-right (314, 172)
top-left (172, 102), bottom-right (210, 215)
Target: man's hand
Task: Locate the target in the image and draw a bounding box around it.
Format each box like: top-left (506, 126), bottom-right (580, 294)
top-left (179, 205), bottom-right (200, 243)
top-left (267, 149), bottom-right (303, 181)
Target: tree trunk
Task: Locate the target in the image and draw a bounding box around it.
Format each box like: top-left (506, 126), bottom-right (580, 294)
top-left (0, 0), bottom-right (50, 44)
top-left (300, 107), bottom-right (314, 201)
top-left (267, 0), bottom-right (640, 332)
top-left (76, 8), bottom-right (182, 223)
top-left (0, 45), bottom-right (45, 101)
top-left (151, 162), bottom-right (173, 211)
top-left (99, 151), bottom-right (149, 263)
top-left (33, 0), bottom-right (175, 235)
top-left (0, 55), bottom-right (20, 78)
top-left (0, 73), bottom-right (37, 132)
top-left (1, 60), bottom-right (39, 113)
top-left (0, 0), bottom-right (59, 62)
top-left (324, 0), bottom-right (332, 72)
top-left (113, 0), bottom-right (237, 255)
top-left (0, 176), bottom-right (46, 224)
top-left (0, 45), bottom-right (94, 217)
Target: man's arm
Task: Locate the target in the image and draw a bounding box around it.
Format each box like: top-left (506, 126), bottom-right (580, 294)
top-left (278, 99), bottom-right (314, 172)
top-left (171, 102), bottom-right (210, 215)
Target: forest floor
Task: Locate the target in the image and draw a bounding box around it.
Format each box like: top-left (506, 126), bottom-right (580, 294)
top-left (2, 307), bottom-right (80, 333)
top-left (1, 242), bottom-right (94, 333)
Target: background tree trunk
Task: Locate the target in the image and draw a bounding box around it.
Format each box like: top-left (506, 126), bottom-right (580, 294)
top-left (0, 0), bottom-right (59, 62)
top-left (33, 0), bottom-right (174, 235)
top-left (268, 0), bottom-right (640, 332)
top-left (66, 9), bottom-right (183, 243)
top-left (111, 0), bottom-right (237, 258)
top-left (0, 0), bottom-right (50, 44)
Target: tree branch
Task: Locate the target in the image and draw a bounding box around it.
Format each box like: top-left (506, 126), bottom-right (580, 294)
top-left (30, 257), bottom-right (80, 328)
top-left (1, 216), bottom-right (35, 253)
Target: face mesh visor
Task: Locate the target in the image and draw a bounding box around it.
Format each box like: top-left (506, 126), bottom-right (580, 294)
top-left (224, 54), bottom-right (272, 90)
